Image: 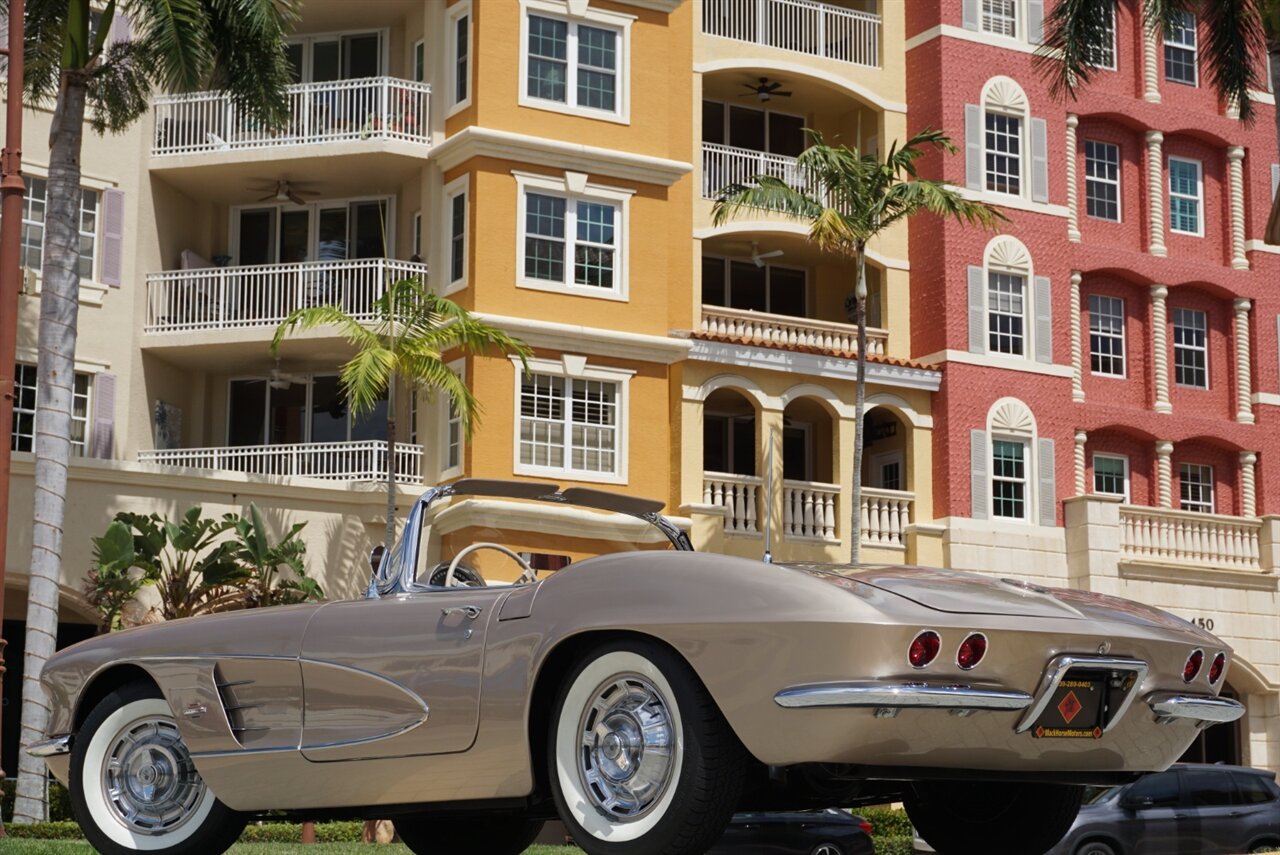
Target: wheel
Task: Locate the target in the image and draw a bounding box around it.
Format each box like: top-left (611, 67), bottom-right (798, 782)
top-left (904, 780), bottom-right (1084, 855)
top-left (812, 843), bottom-right (845, 855)
top-left (69, 681), bottom-right (246, 854)
top-left (394, 812), bottom-right (544, 855)
top-left (1076, 841), bottom-right (1118, 855)
top-left (548, 639), bottom-right (746, 855)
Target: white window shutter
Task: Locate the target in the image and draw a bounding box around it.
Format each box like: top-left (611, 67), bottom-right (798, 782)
top-left (1031, 117), bottom-right (1049, 203)
top-left (1034, 275), bottom-right (1053, 363)
top-left (971, 430), bottom-right (989, 520)
top-left (1038, 437), bottom-right (1057, 526)
top-left (965, 104), bottom-right (983, 190)
top-left (1027, 0), bottom-right (1046, 43)
top-left (962, 0), bottom-right (980, 30)
top-left (100, 188), bottom-right (126, 287)
top-left (0, 11), bottom-right (8, 73)
top-left (968, 265), bottom-right (987, 354)
top-left (91, 373), bottom-right (117, 459)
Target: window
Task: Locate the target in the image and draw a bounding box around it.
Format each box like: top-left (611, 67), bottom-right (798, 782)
top-left (444, 177), bottom-right (468, 289)
top-left (525, 11), bottom-right (622, 117)
top-left (447, 3), bottom-right (471, 110)
top-left (1179, 463), bottom-right (1214, 513)
top-left (988, 272), bottom-right (1026, 356)
top-left (1089, 294), bottom-right (1125, 376)
top-left (985, 112), bottom-right (1022, 195)
top-left (1164, 11), bottom-right (1197, 86)
top-left (982, 0), bottom-right (1017, 37)
top-left (234, 198), bottom-right (392, 265)
top-left (20, 178), bottom-right (99, 280)
top-left (1093, 454), bottom-right (1129, 500)
top-left (1085, 2), bottom-right (1117, 69)
top-left (1173, 307), bottom-right (1208, 388)
top-left (703, 413), bottom-right (755, 476)
top-left (524, 193), bottom-right (616, 291)
top-left (12, 363), bottom-right (90, 455)
top-left (286, 31), bottom-right (383, 83)
top-left (518, 372), bottom-right (621, 478)
top-left (445, 395), bottom-right (462, 471)
top-left (1168, 158), bottom-right (1202, 235)
top-left (1230, 773), bottom-right (1277, 805)
top-left (1085, 140), bottom-right (1120, 221)
top-left (413, 39), bottom-right (425, 83)
top-left (701, 256), bottom-right (806, 317)
top-left (412, 210), bottom-right (422, 259)
top-left (1126, 772), bottom-right (1182, 809)
top-left (991, 439), bottom-right (1028, 519)
top-left (226, 375), bottom-right (387, 447)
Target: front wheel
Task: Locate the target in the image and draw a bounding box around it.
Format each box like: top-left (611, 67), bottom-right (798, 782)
top-left (904, 780), bottom-right (1084, 855)
top-left (69, 681), bottom-right (246, 855)
top-left (548, 640), bottom-right (746, 855)
top-left (395, 812), bottom-right (544, 855)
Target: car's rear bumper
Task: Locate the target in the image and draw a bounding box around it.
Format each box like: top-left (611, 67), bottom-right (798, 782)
top-left (1146, 692), bottom-right (1245, 723)
top-left (26, 734), bottom-right (73, 785)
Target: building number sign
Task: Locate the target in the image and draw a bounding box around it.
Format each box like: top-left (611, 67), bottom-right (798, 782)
top-left (1188, 616), bottom-right (1216, 632)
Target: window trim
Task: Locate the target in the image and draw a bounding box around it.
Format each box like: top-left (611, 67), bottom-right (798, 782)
top-left (446, 1), bottom-right (472, 115)
top-left (412, 38), bottom-right (425, 83)
top-left (1085, 1), bottom-right (1117, 71)
top-left (228, 194), bottom-right (396, 262)
top-left (1172, 306), bottom-right (1209, 389)
top-left (987, 269), bottom-right (1028, 357)
top-left (980, 0), bottom-right (1019, 39)
top-left (11, 363), bottom-right (92, 456)
top-left (440, 358), bottom-right (466, 480)
top-left (517, 0), bottom-right (633, 125)
top-left (1167, 156), bottom-right (1204, 237)
top-left (286, 28), bottom-right (390, 82)
top-left (1092, 452), bottom-right (1130, 501)
top-left (1178, 462), bottom-right (1215, 514)
top-left (990, 434), bottom-right (1031, 522)
top-left (1084, 138), bottom-right (1121, 222)
top-left (983, 108), bottom-right (1025, 197)
top-left (442, 175), bottom-right (469, 295)
top-left (981, 235), bottom-right (1038, 362)
top-left (514, 170), bottom-right (633, 302)
top-left (1164, 10), bottom-right (1198, 87)
top-left (511, 355), bottom-right (633, 485)
top-left (1088, 293), bottom-right (1127, 378)
top-left (19, 174), bottom-right (103, 285)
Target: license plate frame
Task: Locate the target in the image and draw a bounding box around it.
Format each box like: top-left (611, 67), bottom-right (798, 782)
top-left (1031, 669), bottom-right (1108, 739)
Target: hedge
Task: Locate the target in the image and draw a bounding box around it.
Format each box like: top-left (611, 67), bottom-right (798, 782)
top-left (2, 781), bottom-right (74, 824)
top-left (239, 822), bottom-right (365, 843)
top-left (860, 806), bottom-right (913, 838)
top-left (3, 821), bottom-right (83, 840)
top-left (876, 834), bottom-right (916, 855)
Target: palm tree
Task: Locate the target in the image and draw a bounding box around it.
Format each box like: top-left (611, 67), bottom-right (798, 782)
top-left (1036, 0), bottom-right (1280, 242)
top-left (272, 278), bottom-right (531, 552)
top-left (11, 0), bottom-right (299, 824)
top-left (712, 130), bottom-right (1004, 564)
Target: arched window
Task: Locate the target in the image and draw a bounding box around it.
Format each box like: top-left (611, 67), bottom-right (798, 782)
top-left (965, 77), bottom-right (1048, 204)
top-left (971, 398), bottom-right (1057, 526)
top-left (966, 236), bottom-right (1053, 365)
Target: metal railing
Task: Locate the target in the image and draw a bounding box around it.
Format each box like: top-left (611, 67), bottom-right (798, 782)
top-left (702, 0), bottom-right (881, 67)
top-left (145, 258), bottom-right (428, 333)
top-left (700, 304), bottom-right (888, 355)
top-left (139, 441), bottom-right (423, 484)
top-left (783, 479), bottom-right (839, 541)
top-left (702, 142), bottom-right (817, 199)
top-left (153, 77), bottom-right (431, 156)
top-left (703, 472), bottom-right (763, 534)
top-left (861, 487), bottom-right (913, 548)
top-left (1119, 505), bottom-right (1262, 570)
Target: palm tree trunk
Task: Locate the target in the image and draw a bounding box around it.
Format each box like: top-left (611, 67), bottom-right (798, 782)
top-left (384, 377), bottom-right (397, 551)
top-left (13, 75), bottom-right (88, 825)
top-left (850, 249), bottom-right (867, 566)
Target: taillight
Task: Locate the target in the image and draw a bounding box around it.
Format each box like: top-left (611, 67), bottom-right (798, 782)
top-left (909, 631), bottom-right (941, 668)
top-left (957, 633), bottom-right (988, 670)
top-left (1183, 649), bottom-right (1204, 683)
top-left (858, 820), bottom-right (873, 835)
top-left (1207, 652), bottom-right (1226, 685)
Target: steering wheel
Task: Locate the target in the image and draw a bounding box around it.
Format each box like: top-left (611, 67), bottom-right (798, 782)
top-left (444, 542), bottom-right (537, 587)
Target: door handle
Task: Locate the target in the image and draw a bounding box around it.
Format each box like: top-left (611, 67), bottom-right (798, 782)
top-left (442, 605), bottom-right (482, 620)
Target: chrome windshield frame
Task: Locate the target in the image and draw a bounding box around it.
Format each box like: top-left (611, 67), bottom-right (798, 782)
top-left (367, 479), bottom-right (693, 597)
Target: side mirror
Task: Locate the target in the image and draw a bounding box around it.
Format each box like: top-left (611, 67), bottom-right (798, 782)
top-left (369, 544), bottom-right (386, 575)
top-left (1121, 795), bottom-right (1155, 810)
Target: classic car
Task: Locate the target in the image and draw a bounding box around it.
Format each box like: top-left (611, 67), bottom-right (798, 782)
top-left (29, 479), bottom-right (1243, 855)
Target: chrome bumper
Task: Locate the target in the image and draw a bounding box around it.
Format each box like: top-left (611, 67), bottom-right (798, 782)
top-left (27, 734), bottom-right (72, 758)
top-left (774, 681), bottom-right (1033, 711)
top-left (1147, 692), bottom-right (1245, 724)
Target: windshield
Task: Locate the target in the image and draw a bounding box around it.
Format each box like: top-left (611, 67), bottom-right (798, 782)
top-left (1085, 785), bottom-right (1123, 805)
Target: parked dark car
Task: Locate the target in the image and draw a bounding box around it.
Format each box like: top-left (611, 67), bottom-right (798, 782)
top-left (1047, 763), bottom-right (1280, 855)
top-left (709, 808), bottom-right (876, 854)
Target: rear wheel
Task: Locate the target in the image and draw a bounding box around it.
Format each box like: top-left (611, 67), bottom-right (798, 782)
top-left (1075, 841), bottom-right (1118, 855)
top-left (904, 780), bottom-right (1084, 855)
top-left (394, 812), bottom-right (544, 855)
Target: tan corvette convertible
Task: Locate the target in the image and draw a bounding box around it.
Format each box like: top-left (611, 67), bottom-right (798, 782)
top-left (30, 480), bottom-right (1242, 855)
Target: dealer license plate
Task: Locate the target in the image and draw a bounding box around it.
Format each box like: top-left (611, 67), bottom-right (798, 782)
top-left (1032, 671), bottom-right (1107, 739)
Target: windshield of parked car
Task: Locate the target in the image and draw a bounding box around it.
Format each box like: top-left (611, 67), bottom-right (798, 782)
top-left (1084, 786), bottom-right (1123, 805)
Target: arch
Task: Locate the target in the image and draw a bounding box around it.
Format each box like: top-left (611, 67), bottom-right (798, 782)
top-left (1220, 653), bottom-right (1277, 694)
top-left (981, 76), bottom-right (1030, 113)
top-left (782, 396), bottom-right (838, 483)
top-left (694, 58), bottom-right (907, 115)
top-left (4, 579), bottom-right (99, 624)
top-left (687, 373), bottom-right (777, 411)
top-left (778, 384), bottom-right (849, 419)
top-left (984, 234), bottom-right (1034, 277)
top-left (986, 397), bottom-right (1038, 437)
top-left (865, 393), bottom-right (932, 429)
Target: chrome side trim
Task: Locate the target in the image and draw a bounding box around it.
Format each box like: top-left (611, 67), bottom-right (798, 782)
top-left (1147, 692), bottom-right (1246, 724)
top-left (1015, 655), bottom-right (1149, 734)
top-left (27, 735), bottom-right (72, 758)
top-left (774, 682), bottom-right (1033, 711)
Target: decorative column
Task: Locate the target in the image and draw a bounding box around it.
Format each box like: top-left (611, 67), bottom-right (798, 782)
top-left (1240, 452), bottom-right (1258, 518)
top-left (1228, 146), bottom-right (1248, 270)
top-left (1142, 9), bottom-right (1162, 103)
top-left (1146, 131), bottom-right (1167, 256)
top-left (1070, 271), bottom-right (1085, 401)
top-left (1156, 441), bottom-right (1175, 509)
top-left (1066, 114), bottom-right (1081, 242)
top-left (1074, 431), bottom-right (1089, 496)
top-left (1151, 286), bottom-right (1172, 413)
top-left (1235, 298), bottom-right (1254, 423)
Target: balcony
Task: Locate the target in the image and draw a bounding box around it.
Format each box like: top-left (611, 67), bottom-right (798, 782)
top-left (152, 77), bottom-right (430, 157)
top-left (139, 441), bottom-right (423, 485)
top-left (702, 143), bottom-right (814, 200)
top-left (699, 305), bottom-right (887, 356)
top-left (861, 487), bottom-right (913, 548)
top-left (144, 258), bottom-right (428, 335)
top-left (1120, 505), bottom-right (1262, 571)
top-left (703, 472), bottom-right (763, 534)
top-left (782, 479), bottom-right (839, 541)
top-left (702, 0), bottom-right (881, 67)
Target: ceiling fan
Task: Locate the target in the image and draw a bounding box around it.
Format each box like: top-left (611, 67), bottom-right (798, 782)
top-left (269, 360), bottom-right (307, 390)
top-left (740, 77), bottom-right (792, 103)
top-left (751, 241), bottom-right (784, 268)
top-left (250, 179), bottom-right (319, 206)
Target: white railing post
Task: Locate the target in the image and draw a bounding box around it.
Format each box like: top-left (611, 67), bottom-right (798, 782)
top-left (1118, 505), bottom-right (1262, 570)
top-left (139, 441), bottom-right (423, 484)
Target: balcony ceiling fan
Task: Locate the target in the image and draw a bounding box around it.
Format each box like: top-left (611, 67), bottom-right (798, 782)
top-left (269, 360), bottom-right (307, 390)
top-left (740, 77), bottom-right (792, 102)
top-left (249, 178), bottom-right (320, 206)
top-left (751, 241), bottom-right (784, 268)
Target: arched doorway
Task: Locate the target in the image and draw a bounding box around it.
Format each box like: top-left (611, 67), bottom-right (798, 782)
top-left (703, 388), bottom-right (761, 534)
top-left (781, 397), bottom-right (838, 542)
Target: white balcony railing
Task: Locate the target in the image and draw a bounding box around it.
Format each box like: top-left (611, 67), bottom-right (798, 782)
top-left (704, 472), bottom-right (763, 534)
top-left (861, 487), bottom-right (913, 548)
top-left (783, 479), bottom-right (839, 541)
top-left (153, 77), bottom-right (431, 156)
top-left (139, 441), bottom-right (423, 485)
top-left (700, 305), bottom-right (888, 356)
top-left (1120, 505), bottom-right (1262, 570)
top-left (702, 0), bottom-right (881, 67)
top-left (702, 143), bottom-right (817, 200)
top-left (145, 258), bottom-right (428, 334)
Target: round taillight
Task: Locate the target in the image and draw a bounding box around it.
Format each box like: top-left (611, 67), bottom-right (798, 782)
top-left (1183, 649), bottom-right (1204, 683)
top-left (957, 633), bottom-right (988, 670)
top-left (909, 631), bottom-right (941, 668)
top-left (1207, 652), bottom-right (1226, 685)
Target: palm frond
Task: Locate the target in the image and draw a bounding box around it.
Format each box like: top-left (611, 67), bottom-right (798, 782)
top-left (399, 355), bottom-right (482, 437)
top-left (338, 346), bottom-right (396, 417)
top-left (711, 175), bottom-right (825, 227)
top-left (1033, 0), bottom-right (1120, 100)
top-left (1199, 0), bottom-right (1266, 125)
top-left (125, 0), bottom-right (214, 91)
top-left (270, 305), bottom-right (381, 355)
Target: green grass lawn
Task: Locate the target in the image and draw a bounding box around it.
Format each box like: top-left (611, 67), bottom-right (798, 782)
top-left (0, 845), bottom-right (578, 854)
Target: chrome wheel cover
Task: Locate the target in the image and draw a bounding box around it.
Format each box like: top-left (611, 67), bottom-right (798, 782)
top-left (812, 845), bottom-right (844, 855)
top-left (101, 715), bottom-right (206, 836)
top-left (576, 674), bottom-right (677, 822)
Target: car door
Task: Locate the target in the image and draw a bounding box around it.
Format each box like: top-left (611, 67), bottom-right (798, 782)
top-left (298, 587), bottom-right (508, 761)
top-left (1228, 772), bottom-right (1280, 853)
top-left (1119, 770), bottom-right (1184, 855)
top-left (1180, 769), bottom-right (1240, 854)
